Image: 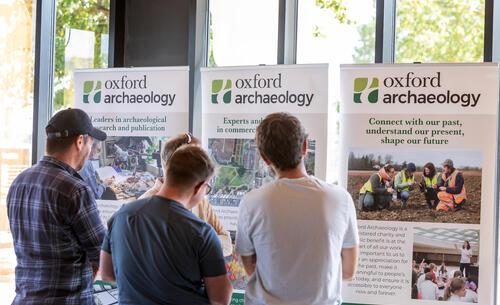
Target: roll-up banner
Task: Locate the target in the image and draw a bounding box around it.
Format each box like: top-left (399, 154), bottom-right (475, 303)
top-left (340, 63), bottom-right (498, 305)
top-left (74, 67), bottom-right (190, 227)
top-left (201, 64), bottom-right (329, 303)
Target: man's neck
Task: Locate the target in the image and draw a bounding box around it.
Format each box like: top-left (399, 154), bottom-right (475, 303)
top-left (46, 153), bottom-right (79, 171)
top-left (156, 187), bottom-right (191, 209)
top-left (276, 164), bottom-right (308, 179)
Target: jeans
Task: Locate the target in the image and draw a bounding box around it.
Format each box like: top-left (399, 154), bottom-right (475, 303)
top-left (359, 192), bottom-right (391, 211)
top-left (398, 191), bottom-right (410, 208)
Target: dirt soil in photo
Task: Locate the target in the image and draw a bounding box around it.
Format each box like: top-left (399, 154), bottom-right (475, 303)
top-left (348, 170), bottom-right (481, 224)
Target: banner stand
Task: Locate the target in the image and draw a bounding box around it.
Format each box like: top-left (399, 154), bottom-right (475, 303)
top-left (340, 63), bottom-right (499, 305)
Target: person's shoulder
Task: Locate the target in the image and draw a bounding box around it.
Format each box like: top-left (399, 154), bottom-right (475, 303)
top-left (311, 177), bottom-right (352, 201)
top-left (151, 196), bottom-right (207, 226)
top-left (16, 162), bottom-right (90, 198)
top-left (9, 166), bottom-right (33, 185)
top-left (169, 202), bottom-right (214, 237)
top-left (241, 181), bottom-right (275, 203)
top-left (119, 197), bottom-right (155, 214)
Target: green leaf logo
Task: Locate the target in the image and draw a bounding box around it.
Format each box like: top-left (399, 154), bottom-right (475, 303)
top-left (83, 80), bottom-right (102, 104)
top-left (211, 79), bottom-right (232, 104)
top-left (354, 77), bottom-right (378, 103)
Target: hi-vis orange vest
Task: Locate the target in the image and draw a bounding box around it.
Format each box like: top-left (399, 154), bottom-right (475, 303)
top-left (442, 170), bottom-right (467, 204)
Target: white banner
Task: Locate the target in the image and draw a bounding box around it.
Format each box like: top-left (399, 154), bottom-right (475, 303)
top-left (201, 64), bottom-right (329, 301)
top-left (340, 63), bottom-right (498, 305)
top-left (74, 67), bottom-right (189, 225)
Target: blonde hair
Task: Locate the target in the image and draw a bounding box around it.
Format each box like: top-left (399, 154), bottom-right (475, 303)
top-left (161, 133), bottom-right (200, 170)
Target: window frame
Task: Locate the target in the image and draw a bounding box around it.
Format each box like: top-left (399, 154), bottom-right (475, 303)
top-left (32, 2), bottom-right (500, 302)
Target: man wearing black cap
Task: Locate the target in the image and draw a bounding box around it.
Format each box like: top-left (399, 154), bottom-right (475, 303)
top-left (7, 108), bottom-right (107, 305)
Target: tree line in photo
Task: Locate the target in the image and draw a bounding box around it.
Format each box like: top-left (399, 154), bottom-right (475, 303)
top-left (348, 153), bottom-right (481, 172)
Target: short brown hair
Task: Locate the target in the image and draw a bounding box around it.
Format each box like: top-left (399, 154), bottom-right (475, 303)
top-left (256, 112), bottom-right (307, 171)
top-left (161, 133), bottom-right (200, 169)
top-left (166, 145), bottom-right (214, 188)
top-left (425, 272), bottom-right (433, 281)
top-left (45, 135), bottom-right (88, 155)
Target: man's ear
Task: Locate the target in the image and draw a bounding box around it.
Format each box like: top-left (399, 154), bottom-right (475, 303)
top-left (193, 181), bottom-right (204, 196)
top-left (302, 138), bottom-right (308, 156)
top-left (75, 135), bottom-right (85, 151)
top-left (259, 153), bottom-right (271, 166)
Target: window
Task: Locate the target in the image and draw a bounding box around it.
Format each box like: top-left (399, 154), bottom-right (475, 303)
top-left (297, 0), bottom-right (376, 64)
top-left (53, 0), bottom-right (110, 111)
top-left (0, 0), bottom-right (35, 300)
top-left (209, 0), bottom-right (279, 67)
top-left (395, 0), bottom-right (485, 63)
top-left (297, 0), bottom-right (376, 182)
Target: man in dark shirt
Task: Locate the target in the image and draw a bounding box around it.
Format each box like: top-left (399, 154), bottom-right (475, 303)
top-left (7, 108), bottom-right (107, 305)
top-left (99, 145), bottom-right (232, 305)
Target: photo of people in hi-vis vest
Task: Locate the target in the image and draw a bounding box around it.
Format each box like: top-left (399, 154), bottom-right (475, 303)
top-left (347, 148), bottom-right (481, 224)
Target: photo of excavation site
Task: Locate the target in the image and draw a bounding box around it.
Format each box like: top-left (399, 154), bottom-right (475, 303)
top-left (347, 148), bottom-right (481, 224)
top-left (207, 138), bottom-right (316, 214)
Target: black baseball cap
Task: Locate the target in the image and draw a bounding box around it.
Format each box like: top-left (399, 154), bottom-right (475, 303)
top-left (45, 108), bottom-right (107, 141)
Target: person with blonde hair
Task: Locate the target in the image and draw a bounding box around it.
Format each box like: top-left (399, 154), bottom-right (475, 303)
top-left (139, 133), bottom-right (232, 256)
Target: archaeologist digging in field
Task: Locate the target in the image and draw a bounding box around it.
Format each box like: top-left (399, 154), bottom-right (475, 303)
top-left (394, 162), bottom-right (417, 208)
top-left (436, 159), bottom-right (467, 212)
top-left (419, 162), bottom-right (440, 209)
top-left (358, 164), bottom-right (396, 211)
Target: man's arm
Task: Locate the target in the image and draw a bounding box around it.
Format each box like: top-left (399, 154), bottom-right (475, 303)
top-left (70, 187), bottom-right (106, 272)
top-left (341, 190), bottom-right (360, 281)
top-left (198, 227), bottom-right (232, 305)
top-left (235, 198), bottom-right (256, 274)
top-left (99, 250), bottom-right (116, 282)
top-left (240, 254), bottom-right (257, 276)
top-left (341, 247), bottom-right (359, 281)
top-left (204, 274), bottom-right (233, 305)
top-left (394, 173), bottom-right (404, 191)
top-left (446, 173), bottom-right (464, 194)
top-left (202, 199), bottom-right (233, 257)
top-left (370, 174), bottom-right (389, 194)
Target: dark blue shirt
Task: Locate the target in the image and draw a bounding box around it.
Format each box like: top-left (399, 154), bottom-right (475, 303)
top-left (7, 156), bottom-right (106, 305)
top-left (102, 195), bottom-right (227, 305)
top-left (79, 159), bottom-right (106, 199)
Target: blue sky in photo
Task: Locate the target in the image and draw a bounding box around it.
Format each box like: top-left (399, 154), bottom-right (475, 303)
top-left (349, 148), bottom-right (482, 168)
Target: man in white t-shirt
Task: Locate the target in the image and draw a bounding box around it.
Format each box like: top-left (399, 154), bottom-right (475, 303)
top-left (420, 272), bottom-right (439, 300)
top-left (236, 112), bottom-right (359, 305)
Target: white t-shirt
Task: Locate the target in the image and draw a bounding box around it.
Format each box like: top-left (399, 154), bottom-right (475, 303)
top-left (420, 280), bottom-right (439, 300)
top-left (417, 274), bottom-right (426, 292)
top-left (461, 248), bottom-right (472, 264)
top-left (236, 176), bottom-right (359, 305)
